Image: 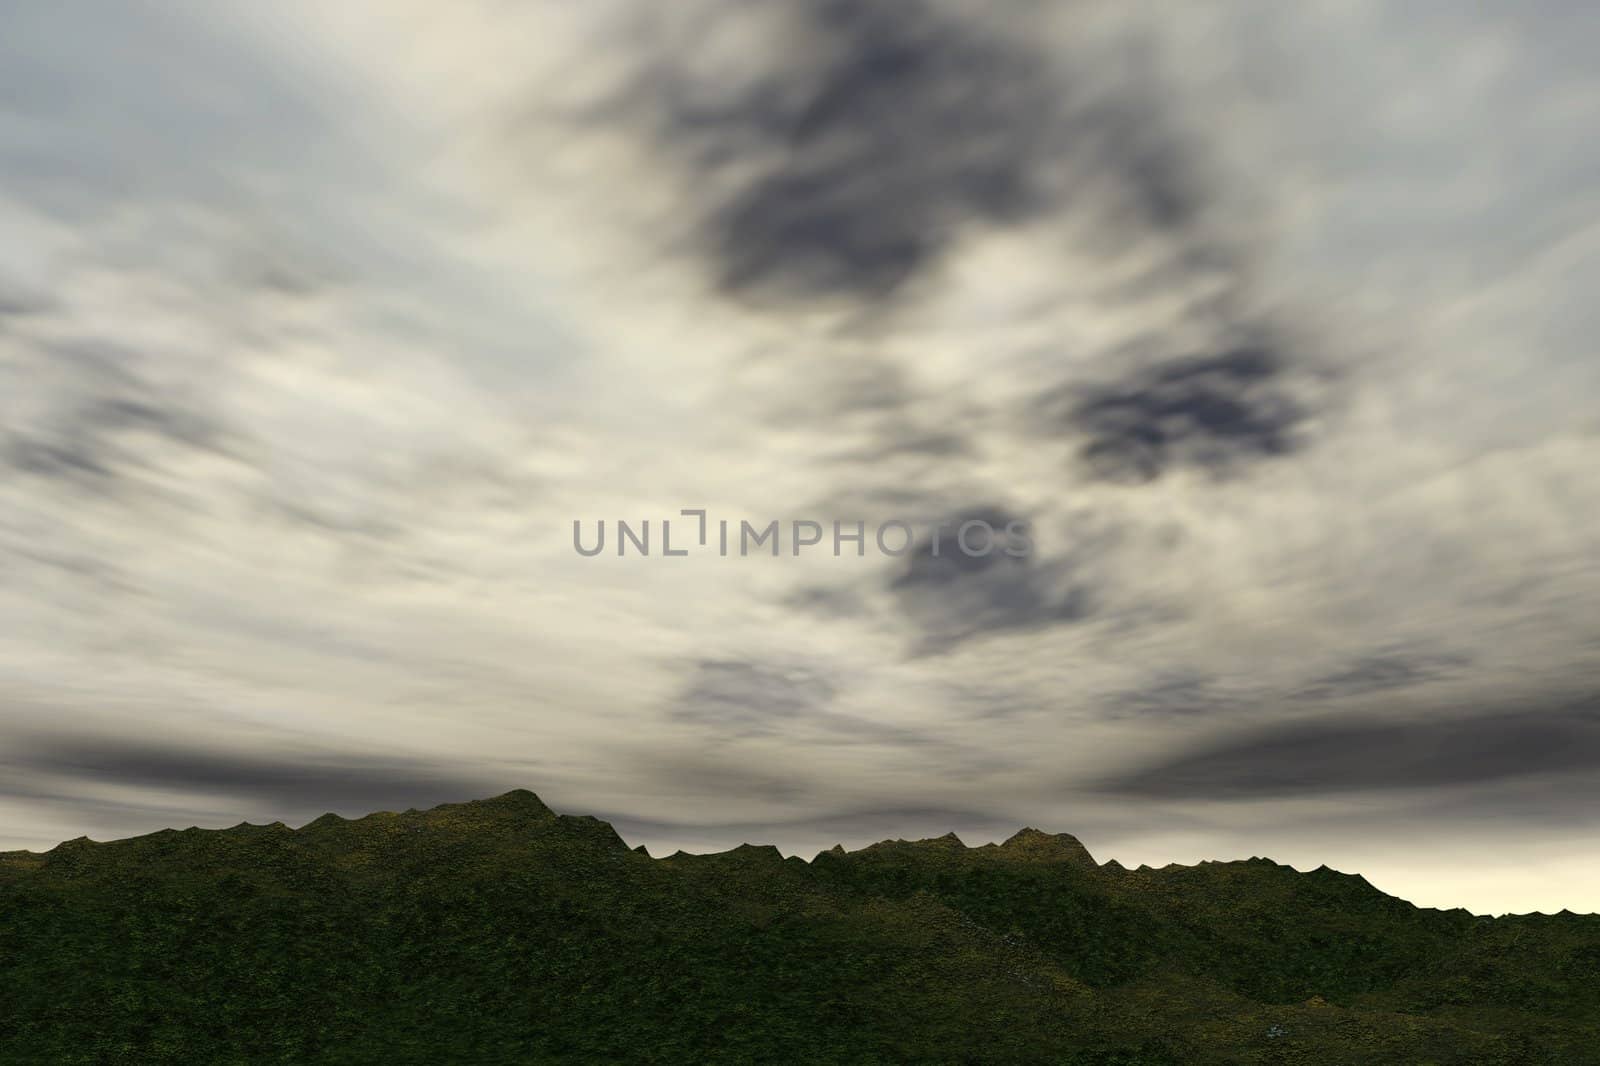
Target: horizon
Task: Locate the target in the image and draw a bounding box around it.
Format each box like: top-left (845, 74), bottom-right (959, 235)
top-left (5, 787), bottom-right (1592, 920)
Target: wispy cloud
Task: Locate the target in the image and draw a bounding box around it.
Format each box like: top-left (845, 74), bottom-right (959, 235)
top-left (1, 0), bottom-right (1598, 913)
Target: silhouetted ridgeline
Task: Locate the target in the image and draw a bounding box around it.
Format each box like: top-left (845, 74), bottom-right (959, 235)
top-left (2, 791), bottom-right (1597, 1064)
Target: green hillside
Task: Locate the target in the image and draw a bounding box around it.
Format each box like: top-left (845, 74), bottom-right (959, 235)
top-left (1, 791), bottom-right (1595, 1064)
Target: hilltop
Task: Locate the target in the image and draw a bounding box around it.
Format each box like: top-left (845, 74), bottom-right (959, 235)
top-left (2, 790), bottom-right (1597, 1063)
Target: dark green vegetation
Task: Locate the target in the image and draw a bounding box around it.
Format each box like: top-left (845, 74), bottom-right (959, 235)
top-left (1, 792), bottom-right (1596, 1064)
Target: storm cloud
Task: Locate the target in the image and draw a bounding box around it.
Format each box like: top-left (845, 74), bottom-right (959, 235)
top-left (632, 0), bottom-right (1059, 305)
top-left (672, 658), bottom-right (838, 736)
top-left (1099, 704), bottom-right (1600, 800)
top-left (2, 734), bottom-right (507, 820)
top-left (887, 506), bottom-right (1093, 653)
top-left (604, 0), bottom-right (1220, 312)
top-left (1051, 345), bottom-right (1310, 483)
top-left (1295, 651), bottom-right (1475, 702)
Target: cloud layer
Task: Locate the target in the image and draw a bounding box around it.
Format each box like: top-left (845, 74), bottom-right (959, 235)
top-left (2, 0), bottom-right (1598, 914)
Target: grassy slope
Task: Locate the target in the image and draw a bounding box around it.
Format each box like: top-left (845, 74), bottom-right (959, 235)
top-left (1, 790), bottom-right (1596, 1064)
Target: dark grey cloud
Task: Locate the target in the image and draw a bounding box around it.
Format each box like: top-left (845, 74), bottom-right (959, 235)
top-left (2, 735), bottom-right (506, 820)
top-left (558, 0), bottom-right (1337, 520)
top-left (672, 658), bottom-right (838, 736)
top-left (759, 352), bottom-right (984, 472)
top-left (0, 282), bottom-right (50, 320)
top-left (5, 435), bottom-right (113, 483)
top-left (1105, 671), bottom-right (1243, 718)
top-left (939, 681), bottom-right (1043, 720)
top-left (1296, 650), bottom-right (1474, 702)
top-left (584, 0), bottom-right (1332, 500)
top-left (257, 496), bottom-right (405, 543)
top-left (889, 506), bottom-right (1092, 653)
top-left (762, 352), bottom-right (917, 418)
top-left (653, 0), bottom-right (1055, 305)
top-left (1048, 345), bottom-right (1309, 483)
top-left (0, 543), bottom-right (133, 593)
top-left (6, 397), bottom-right (232, 490)
top-left (1098, 703), bottom-right (1600, 799)
top-left (615, 747), bottom-right (823, 807)
top-left (784, 584), bottom-right (869, 620)
top-left (665, 657), bottom-right (1000, 768)
top-left (2, 342), bottom-right (236, 491)
top-left (226, 243), bottom-right (350, 301)
top-left (828, 429), bottom-right (976, 465)
top-left (604, 0), bottom-right (1215, 312)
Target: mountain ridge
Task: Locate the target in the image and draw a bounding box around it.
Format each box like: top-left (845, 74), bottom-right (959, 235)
top-left (0, 790), bottom-right (1552, 918)
top-left (0, 790), bottom-right (1431, 894)
top-left (3, 789), bottom-right (1598, 1064)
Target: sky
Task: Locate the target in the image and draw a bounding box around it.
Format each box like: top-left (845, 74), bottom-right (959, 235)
top-left (2, 0), bottom-right (1598, 915)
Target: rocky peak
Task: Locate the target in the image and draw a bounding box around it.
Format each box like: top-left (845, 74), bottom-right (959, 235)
top-left (998, 827), bottom-right (1096, 866)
